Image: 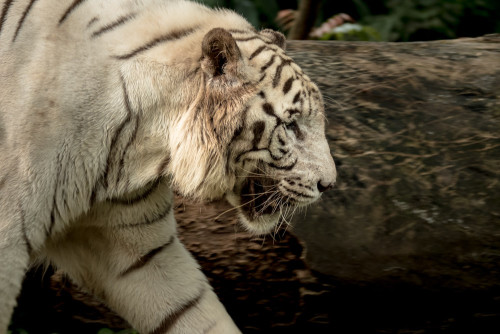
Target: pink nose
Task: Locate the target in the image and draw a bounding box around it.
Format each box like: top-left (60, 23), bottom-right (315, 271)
top-left (317, 180), bottom-right (335, 193)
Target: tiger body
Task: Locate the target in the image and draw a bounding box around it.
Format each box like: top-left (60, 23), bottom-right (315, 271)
top-left (0, 0), bottom-right (336, 333)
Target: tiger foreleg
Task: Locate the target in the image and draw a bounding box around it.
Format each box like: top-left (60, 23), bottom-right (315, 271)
top-left (44, 216), bottom-right (241, 334)
top-left (103, 239), bottom-right (241, 334)
top-left (0, 215), bottom-right (31, 333)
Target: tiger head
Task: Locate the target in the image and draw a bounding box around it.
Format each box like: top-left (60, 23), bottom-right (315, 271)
top-left (168, 27), bottom-right (336, 234)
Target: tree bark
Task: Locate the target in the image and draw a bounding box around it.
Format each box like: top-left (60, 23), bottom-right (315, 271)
top-left (288, 0), bottom-right (321, 40)
top-left (286, 35), bottom-right (500, 288)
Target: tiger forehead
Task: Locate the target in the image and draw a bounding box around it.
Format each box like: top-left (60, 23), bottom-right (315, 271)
top-left (229, 29), bottom-right (323, 116)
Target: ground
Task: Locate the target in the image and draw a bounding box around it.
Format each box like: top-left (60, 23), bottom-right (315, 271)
top-left (10, 197), bottom-right (500, 334)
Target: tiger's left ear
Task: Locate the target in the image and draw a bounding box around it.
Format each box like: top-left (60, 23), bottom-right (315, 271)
top-left (201, 28), bottom-right (241, 79)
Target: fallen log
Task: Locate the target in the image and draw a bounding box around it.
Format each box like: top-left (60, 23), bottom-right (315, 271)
top-left (287, 34), bottom-right (500, 289)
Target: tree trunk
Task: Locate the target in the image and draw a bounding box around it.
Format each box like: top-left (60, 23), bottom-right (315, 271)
top-left (288, 0), bottom-right (321, 40)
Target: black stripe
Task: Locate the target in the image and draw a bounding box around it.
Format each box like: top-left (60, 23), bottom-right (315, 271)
top-left (86, 16), bottom-right (99, 28)
top-left (289, 121), bottom-right (304, 141)
top-left (269, 158), bottom-right (297, 171)
top-left (229, 124), bottom-right (243, 144)
top-left (90, 77), bottom-right (133, 205)
top-left (262, 103), bottom-right (276, 117)
top-left (282, 77), bottom-right (294, 95)
top-left (249, 45), bottom-right (266, 60)
top-left (59, 0), bottom-right (88, 25)
top-left (19, 205), bottom-right (33, 255)
top-left (272, 59), bottom-right (292, 88)
top-left (278, 134), bottom-right (286, 146)
top-left (114, 26), bottom-right (199, 60)
top-left (12, 0), bottom-right (38, 42)
top-left (89, 184), bottom-right (98, 207)
top-left (47, 154), bottom-right (63, 237)
top-left (119, 235), bottom-right (176, 277)
top-left (228, 28), bottom-right (257, 34)
top-left (251, 121), bottom-right (265, 149)
top-left (307, 91), bottom-right (313, 116)
top-left (101, 115), bottom-right (131, 189)
top-left (270, 150), bottom-right (285, 161)
top-left (0, 0), bottom-right (14, 36)
top-left (117, 199), bottom-right (172, 229)
top-left (48, 204), bottom-right (56, 238)
top-left (110, 178), bottom-right (161, 205)
top-left (149, 289), bottom-right (205, 334)
top-left (225, 123), bottom-right (245, 175)
top-left (286, 108), bottom-right (301, 117)
top-left (292, 92), bottom-right (301, 104)
top-left (91, 12), bottom-right (137, 38)
top-left (260, 55), bottom-right (276, 72)
top-left (235, 148), bottom-right (266, 164)
top-left (115, 116), bottom-right (139, 185)
top-left (102, 77), bottom-right (133, 189)
top-left (234, 35), bottom-right (268, 43)
top-left (282, 185), bottom-right (315, 198)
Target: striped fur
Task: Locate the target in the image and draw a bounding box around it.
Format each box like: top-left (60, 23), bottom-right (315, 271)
top-left (0, 0), bottom-right (336, 333)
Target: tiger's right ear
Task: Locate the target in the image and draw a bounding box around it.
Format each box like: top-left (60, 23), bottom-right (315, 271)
top-left (201, 28), bottom-right (241, 79)
top-left (261, 29), bottom-right (286, 50)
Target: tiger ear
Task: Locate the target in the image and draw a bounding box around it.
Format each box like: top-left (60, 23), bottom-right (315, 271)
top-left (201, 28), bottom-right (241, 78)
top-left (261, 29), bottom-right (286, 50)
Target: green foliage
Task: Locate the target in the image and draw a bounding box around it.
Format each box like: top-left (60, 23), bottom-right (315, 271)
top-left (199, 0), bottom-right (499, 42)
top-left (96, 329), bottom-right (139, 334)
top-left (197, 0), bottom-right (280, 29)
top-left (355, 0), bottom-right (500, 41)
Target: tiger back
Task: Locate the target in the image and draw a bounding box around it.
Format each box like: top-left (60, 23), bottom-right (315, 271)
top-left (0, 0), bottom-right (336, 333)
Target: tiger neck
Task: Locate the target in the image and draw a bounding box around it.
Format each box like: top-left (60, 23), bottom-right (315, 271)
top-left (106, 61), bottom-right (206, 200)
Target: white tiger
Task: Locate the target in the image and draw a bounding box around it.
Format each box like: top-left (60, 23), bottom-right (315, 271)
top-left (0, 0), bottom-right (337, 333)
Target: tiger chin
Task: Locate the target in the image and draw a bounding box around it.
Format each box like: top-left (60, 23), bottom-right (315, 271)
top-left (0, 0), bottom-right (336, 333)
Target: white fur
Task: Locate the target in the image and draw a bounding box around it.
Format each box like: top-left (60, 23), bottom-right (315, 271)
top-left (0, 0), bottom-right (336, 333)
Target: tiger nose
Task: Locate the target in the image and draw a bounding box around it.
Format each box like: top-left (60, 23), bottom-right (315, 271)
top-left (317, 180), bottom-right (335, 193)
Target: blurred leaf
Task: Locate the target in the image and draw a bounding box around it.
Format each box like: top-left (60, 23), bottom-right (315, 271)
top-left (197, 0), bottom-right (227, 8)
top-left (352, 0), bottom-right (371, 18)
top-left (355, 0), bottom-right (500, 41)
top-left (97, 329), bottom-right (115, 334)
top-left (116, 330), bottom-right (139, 334)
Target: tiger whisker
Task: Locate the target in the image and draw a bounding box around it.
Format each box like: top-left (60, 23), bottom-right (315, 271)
top-left (241, 187), bottom-right (279, 197)
top-left (270, 193), bottom-right (286, 216)
top-left (235, 166), bottom-right (268, 177)
top-left (274, 204), bottom-right (291, 237)
top-left (213, 192), bottom-right (274, 220)
top-left (255, 190), bottom-right (281, 215)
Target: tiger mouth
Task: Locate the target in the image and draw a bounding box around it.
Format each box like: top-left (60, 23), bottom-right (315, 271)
top-left (240, 177), bottom-right (288, 221)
